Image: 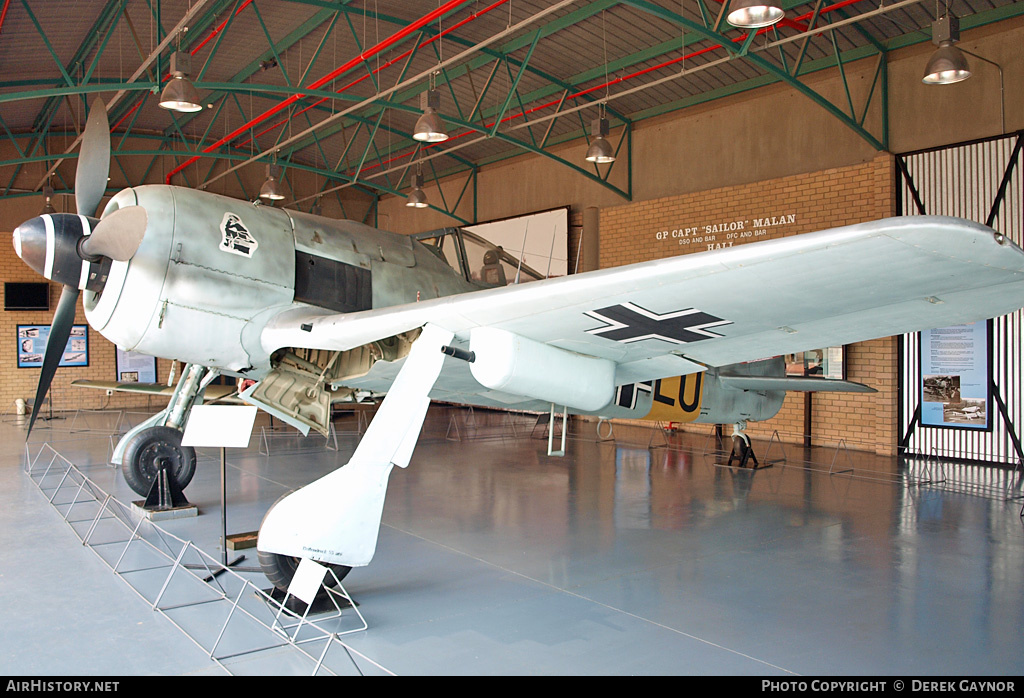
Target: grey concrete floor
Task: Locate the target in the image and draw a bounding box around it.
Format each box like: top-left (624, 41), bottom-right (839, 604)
top-left (0, 406), bottom-right (1022, 676)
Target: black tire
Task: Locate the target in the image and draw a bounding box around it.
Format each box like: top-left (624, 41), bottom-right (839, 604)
top-left (120, 425), bottom-right (197, 496)
top-left (257, 496), bottom-right (352, 592)
top-left (257, 549), bottom-right (352, 592)
top-left (731, 435), bottom-right (749, 459)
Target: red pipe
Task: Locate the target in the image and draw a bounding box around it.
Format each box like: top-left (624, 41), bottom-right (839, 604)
top-left (355, 0), bottom-right (873, 178)
top-left (236, 0), bottom-right (510, 150)
top-left (0, 0), bottom-right (12, 39)
top-left (190, 0), bottom-right (255, 56)
top-left (165, 0), bottom-right (474, 184)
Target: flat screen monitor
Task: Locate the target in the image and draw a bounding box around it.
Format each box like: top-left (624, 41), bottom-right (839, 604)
top-left (4, 282), bottom-right (50, 311)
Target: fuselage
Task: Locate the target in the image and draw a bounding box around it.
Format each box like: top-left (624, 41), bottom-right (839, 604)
top-left (78, 185), bottom-right (476, 378)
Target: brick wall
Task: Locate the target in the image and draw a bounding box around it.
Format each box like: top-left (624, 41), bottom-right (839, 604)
top-left (1, 233), bottom-right (171, 415)
top-left (599, 153), bottom-right (899, 455)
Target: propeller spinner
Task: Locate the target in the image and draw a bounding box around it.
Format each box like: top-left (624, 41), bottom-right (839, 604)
top-left (10, 97), bottom-right (147, 437)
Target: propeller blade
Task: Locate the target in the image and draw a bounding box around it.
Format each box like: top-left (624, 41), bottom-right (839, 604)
top-left (75, 98), bottom-right (110, 217)
top-left (27, 285), bottom-right (80, 438)
top-left (79, 206), bottom-right (147, 262)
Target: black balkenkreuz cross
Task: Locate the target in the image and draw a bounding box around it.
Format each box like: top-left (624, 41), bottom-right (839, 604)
top-left (585, 303), bottom-right (731, 345)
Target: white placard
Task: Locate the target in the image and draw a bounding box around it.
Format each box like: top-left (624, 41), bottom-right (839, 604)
top-left (181, 405), bottom-right (258, 448)
top-left (289, 558), bottom-right (328, 604)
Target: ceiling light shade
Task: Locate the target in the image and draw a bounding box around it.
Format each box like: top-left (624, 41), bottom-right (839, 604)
top-left (41, 184), bottom-right (56, 215)
top-left (726, 0), bottom-right (784, 28)
top-left (259, 164), bottom-right (285, 201)
top-left (159, 52), bottom-right (203, 113)
top-left (413, 90), bottom-right (449, 143)
top-left (922, 42), bottom-right (971, 84)
top-left (406, 173), bottom-right (429, 208)
top-left (922, 17), bottom-right (971, 84)
top-left (585, 118), bottom-right (615, 164)
top-left (159, 73), bottom-right (203, 112)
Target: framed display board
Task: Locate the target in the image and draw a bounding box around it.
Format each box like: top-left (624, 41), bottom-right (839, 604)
top-left (919, 321), bottom-right (992, 431)
top-left (115, 347), bottom-right (157, 383)
top-left (785, 346), bottom-right (845, 379)
top-left (17, 324), bottom-right (89, 368)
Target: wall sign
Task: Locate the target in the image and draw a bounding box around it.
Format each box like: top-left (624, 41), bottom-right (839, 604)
top-left (115, 347), bottom-right (157, 383)
top-left (919, 321), bottom-right (991, 431)
top-left (17, 324), bottom-right (89, 368)
top-left (654, 214), bottom-right (797, 251)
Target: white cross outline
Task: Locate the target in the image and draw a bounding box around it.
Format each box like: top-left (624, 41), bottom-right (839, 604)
top-left (584, 302), bottom-right (732, 345)
top-left (616, 380), bottom-right (653, 409)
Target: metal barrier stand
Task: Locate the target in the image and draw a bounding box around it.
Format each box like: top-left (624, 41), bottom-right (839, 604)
top-left (23, 440), bottom-right (392, 676)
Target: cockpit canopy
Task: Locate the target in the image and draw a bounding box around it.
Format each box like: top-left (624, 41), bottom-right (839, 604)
top-left (411, 227), bottom-right (547, 287)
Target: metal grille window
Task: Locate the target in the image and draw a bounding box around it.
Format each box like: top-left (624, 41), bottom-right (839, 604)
top-left (897, 133), bottom-right (1024, 466)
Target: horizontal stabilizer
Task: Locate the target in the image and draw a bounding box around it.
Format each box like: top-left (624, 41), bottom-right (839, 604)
top-left (718, 374), bottom-right (876, 393)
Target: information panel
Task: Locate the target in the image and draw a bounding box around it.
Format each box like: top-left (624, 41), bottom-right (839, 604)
top-left (115, 347), bottom-right (157, 383)
top-left (17, 325), bottom-right (89, 368)
top-left (919, 321), bottom-right (991, 430)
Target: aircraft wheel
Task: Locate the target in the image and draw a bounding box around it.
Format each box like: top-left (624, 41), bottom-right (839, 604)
top-left (120, 425), bottom-right (196, 496)
top-left (731, 435), bottom-right (749, 459)
top-left (257, 496), bottom-right (352, 592)
top-left (257, 549), bottom-right (352, 592)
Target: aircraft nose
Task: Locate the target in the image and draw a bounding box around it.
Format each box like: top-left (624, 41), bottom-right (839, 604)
top-left (12, 216), bottom-right (48, 277)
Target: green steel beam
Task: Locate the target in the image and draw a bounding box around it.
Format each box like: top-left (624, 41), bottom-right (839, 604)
top-left (20, 0), bottom-right (76, 88)
top-left (619, 0), bottom-right (886, 151)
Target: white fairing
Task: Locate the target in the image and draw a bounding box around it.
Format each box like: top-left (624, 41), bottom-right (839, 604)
top-left (469, 327), bottom-right (615, 411)
top-left (257, 324), bottom-right (453, 567)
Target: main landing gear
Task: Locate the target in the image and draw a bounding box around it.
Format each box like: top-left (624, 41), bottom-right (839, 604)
top-left (256, 324), bottom-right (455, 593)
top-left (120, 425), bottom-right (196, 495)
top-left (114, 363), bottom-right (214, 496)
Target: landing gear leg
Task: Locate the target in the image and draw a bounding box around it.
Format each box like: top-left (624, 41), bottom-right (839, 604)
top-left (726, 420), bottom-right (765, 469)
top-left (117, 363), bottom-right (214, 496)
top-left (257, 324), bottom-right (454, 589)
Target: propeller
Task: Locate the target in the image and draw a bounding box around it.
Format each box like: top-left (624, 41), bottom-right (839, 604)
top-left (18, 96), bottom-right (133, 438)
top-left (75, 97), bottom-right (111, 217)
top-left (79, 206), bottom-right (148, 261)
top-left (26, 286), bottom-right (80, 435)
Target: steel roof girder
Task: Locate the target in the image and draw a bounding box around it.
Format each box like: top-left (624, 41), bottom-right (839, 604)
top-left (619, 0), bottom-right (886, 151)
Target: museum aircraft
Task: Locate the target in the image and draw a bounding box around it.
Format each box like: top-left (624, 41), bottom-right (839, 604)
top-left (12, 98), bottom-right (1024, 591)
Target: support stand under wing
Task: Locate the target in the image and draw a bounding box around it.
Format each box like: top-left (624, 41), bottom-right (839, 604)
top-left (257, 324), bottom-right (454, 568)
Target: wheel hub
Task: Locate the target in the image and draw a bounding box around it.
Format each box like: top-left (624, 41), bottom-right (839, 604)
top-left (138, 439), bottom-right (183, 480)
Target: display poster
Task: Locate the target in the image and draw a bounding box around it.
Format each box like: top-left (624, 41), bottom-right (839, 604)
top-left (919, 321), bottom-right (991, 430)
top-left (115, 347), bottom-right (157, 383)
top-left (785, 347), bottom-right (845, 379)
top-left (17, 325), bottom-right (89, 368)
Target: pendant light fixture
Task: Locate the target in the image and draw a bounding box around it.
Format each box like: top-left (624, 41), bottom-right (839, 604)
top-left (413, 89), bottom-right (449, 143)
top-left (159, 51), bottom-right (203, 113)
top-left (259, 163), bottom-right (285, 202)
top-left (726, 0), bottom-right (785, 29)
top-left (585, 116), bottom-right (615, 164)
top-left (407, 171), bottom-right (429, 208)
top-left (922, 15), bottom-right (971, 84)
top-left (41, 184), bottom-right (56, 215)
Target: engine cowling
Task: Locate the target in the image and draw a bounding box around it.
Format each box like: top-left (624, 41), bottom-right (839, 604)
top-left (84, 186), bottom-right (296, 376)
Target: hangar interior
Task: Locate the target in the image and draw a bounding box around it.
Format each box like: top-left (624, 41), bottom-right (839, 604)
top-left (1, 0), bottom-right (1023, 676)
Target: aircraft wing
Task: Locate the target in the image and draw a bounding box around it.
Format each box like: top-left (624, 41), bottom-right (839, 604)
top-left (261, 216), bottom-right (1024, 399)
top-left (72, 379), bottom-right (243, 403)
